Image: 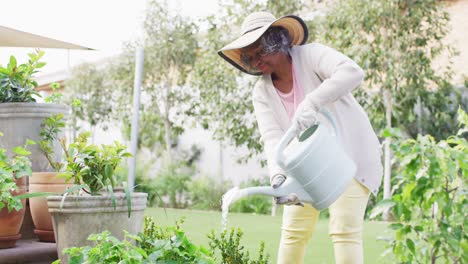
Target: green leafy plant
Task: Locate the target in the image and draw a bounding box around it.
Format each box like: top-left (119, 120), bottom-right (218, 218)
top-left (60, 230), bottom-right (147, 264)
top-left (208, 228), bottom-right (269, 264)
top-left (0, 134), bottom-right (34, 212)
top-left (44, 82), bottom-right (64, 104)
top-left (58, 216), bottom-right (214, 264)
top-left (187, 175), bottom-right (232, 211)
top-left (58, 132), bottom-right (132, 195)
top-left (371, 108), bottom-right (468, 263)
top-left (38, 113), bottom-right (66, 172)
top-left (138, 217), bottom-right (214, 263)
top-left (153, 159), bottom-right (194, 208)
top-left (0, 50), bottom-right (45, 103)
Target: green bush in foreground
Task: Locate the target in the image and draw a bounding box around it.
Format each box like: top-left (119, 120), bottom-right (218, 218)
top-left (371, 108), bottom-right (467, 263)
top-left (57, 216), bottom-right (269, 264)
top-left (208, 228), bottom-right (269, 264)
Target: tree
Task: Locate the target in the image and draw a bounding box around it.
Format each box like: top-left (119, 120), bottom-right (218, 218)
top-left (315, 0), bottom-right (463, 219)
top-left (64, 62), bottom-right (116, 139)
top-left (110, 0), bottom-right (199, 162)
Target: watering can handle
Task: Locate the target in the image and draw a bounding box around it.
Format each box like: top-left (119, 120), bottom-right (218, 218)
top-left (275, 109), bottom-right (339, 169)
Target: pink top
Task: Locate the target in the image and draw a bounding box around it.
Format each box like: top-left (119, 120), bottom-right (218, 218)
top-left (275, 65), bottom-right (304, 121)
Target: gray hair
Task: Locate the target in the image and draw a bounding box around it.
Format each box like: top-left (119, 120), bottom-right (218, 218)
top-left (259, 26), bottom-right (291, 55)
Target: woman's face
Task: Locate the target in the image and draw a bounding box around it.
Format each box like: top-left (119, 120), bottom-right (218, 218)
top-left (241, 44), bottom-right (285, 75)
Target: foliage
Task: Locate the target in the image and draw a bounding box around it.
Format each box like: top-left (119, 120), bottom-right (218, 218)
top-left (108, 0), bottom-right (199, 159)
top-left (318, 0), bottom-right (463, 140)
top-left (0, 135), bottom-right (33, 212)
top-left (187, 176), bottom-right (232, 211)
top-left (153, 159), bottom-right (194, 208)
top-left (61, 231), bottom-right (147, 264)
top-left (138, 217), bottom-right (214, 263)
top-left (59, 132), bottom-right (132, 195)
top-left (208, 228), bottom-right (269, 264)
top-left (114, 156), bottom-right (161, 207)
top-left (44, 82), bottom-right (64, 104)
top-left (38, 113), bottom-right (66, 171)
top-left (230, 178), bottom-right (272, 215)
top-left (370, 108), bottom-right (468, 263)
top-left (0, 51), bottom-right (44, 103)
top-left (64, 63), bottom-right (115, 130)
top-left (59, 216), bottom-right (214, 264)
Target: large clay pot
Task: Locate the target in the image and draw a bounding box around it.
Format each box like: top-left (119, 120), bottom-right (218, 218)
top-left (0, 177), bottom-right (27, 249)
top-left (0, 103), bottom-right (69, 172)
top-left (47, 192), bottom-right (147, 263)
top-left (29, 172), bottom-right (73, 242)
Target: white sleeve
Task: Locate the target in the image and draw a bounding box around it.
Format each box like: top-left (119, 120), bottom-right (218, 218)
top-left (252, 84), bottom-right (286, 181)
top-left (304, 43), bottom-right (365, 109)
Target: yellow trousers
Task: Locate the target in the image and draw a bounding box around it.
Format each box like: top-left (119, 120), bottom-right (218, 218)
top-left (277, 179), bottom-right (370, 264)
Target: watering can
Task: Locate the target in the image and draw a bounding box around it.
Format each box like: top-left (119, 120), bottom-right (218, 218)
top-left (228, 110), bottom-right (356, 210)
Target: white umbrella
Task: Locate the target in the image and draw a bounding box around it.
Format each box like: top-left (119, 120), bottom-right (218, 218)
top-left (0, 25), bottom-right (93, 50)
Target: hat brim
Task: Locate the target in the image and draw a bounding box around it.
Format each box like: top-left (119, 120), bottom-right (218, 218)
top-left (218, 15), bottom-right (308, 76)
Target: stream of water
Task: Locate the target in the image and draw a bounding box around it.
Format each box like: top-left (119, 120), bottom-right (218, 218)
top-left (221, 186), bottom-right (245, 231)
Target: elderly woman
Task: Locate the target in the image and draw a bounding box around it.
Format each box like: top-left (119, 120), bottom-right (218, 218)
top-left (218, 11), bottom-right (383, 264)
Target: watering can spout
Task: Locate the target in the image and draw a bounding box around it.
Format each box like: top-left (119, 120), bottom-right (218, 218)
top-left (224, 177), bottom-right (315, 207)
top-left (238, 186), bottom-right (278, 198)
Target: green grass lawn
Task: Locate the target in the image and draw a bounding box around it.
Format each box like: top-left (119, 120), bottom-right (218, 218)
top-left (145, 207), bottom-right (392, 264)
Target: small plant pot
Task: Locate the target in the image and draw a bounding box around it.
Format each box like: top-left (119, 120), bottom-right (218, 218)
top-left (47, 192), bottom-right (147, 263)
top-left (29, 172), bottom-right (73, 242)
top-left (0, 177), bottom-right (27, 249)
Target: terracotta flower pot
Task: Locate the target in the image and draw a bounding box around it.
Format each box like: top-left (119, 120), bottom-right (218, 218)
top-left (0, 177), bottom-right (27, 249)
top-left (29, 172), bottom-right (73, 242)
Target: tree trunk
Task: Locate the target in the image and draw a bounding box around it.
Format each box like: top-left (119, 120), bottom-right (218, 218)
top-left (162, 66), bottom-right (179, 165)
top-left (163, 114), bottom-right (172, 164)
top-left (382, 89), bottom-right (393, 221)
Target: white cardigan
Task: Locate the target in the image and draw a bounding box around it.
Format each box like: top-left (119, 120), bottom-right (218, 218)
top-left (252, 43), bottom-right (383, 195)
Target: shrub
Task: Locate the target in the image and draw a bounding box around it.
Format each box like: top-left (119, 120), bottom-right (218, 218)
top-left (187, 176), bottom-right (232, 211)
top-left (59, 216), bottom-right (214, 264)
top-left (61, 231), bottom-right (147, 264)
top-left (371, 108), bottom-right (467, 263)
top-left (153, 159), bottom-right (193, 208)
top-left (208, 228), bottom-right (269, 264)
top-left (114, 157), bottom-right (161, 206)
top-left (0, 51), bottom-right (44, 103)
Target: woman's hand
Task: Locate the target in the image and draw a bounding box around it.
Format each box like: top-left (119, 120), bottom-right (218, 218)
top-left (291, 99), bottom-right (318, 134)
top-left (271, 174), bottom-right (304, 206)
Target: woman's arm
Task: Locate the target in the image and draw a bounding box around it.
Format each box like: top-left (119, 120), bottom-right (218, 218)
top-left (252, 85), bottom-right (286, 182)
top-left (303, 43), bottom-right (365, 109)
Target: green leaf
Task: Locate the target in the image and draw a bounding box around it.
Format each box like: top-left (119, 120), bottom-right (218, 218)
top-left (107, 184), bottom-right (116, 210)
top-left (123, 181), bottom-right (132, 218)
top-left (406, 239), bottom-right (415, 255)
top-left (16, 191), bottom-right (58, 199)
top-left (369, 199), bottom-right (395, 219)
top-left (12, 146), bottom-right (31, 156)
top-left (25, 139), bottom-right (36, 146)
top-left (9, 56), bottom-right (17, 69)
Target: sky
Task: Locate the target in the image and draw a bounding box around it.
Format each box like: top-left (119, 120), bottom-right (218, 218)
top-left (0, 0), bottom-right (219, 77)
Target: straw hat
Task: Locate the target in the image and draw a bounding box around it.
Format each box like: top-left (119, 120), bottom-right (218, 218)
top-left (218, 11), bottom-right (308, 75)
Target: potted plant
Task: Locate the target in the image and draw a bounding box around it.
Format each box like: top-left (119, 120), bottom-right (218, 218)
top-left (29, 114), bottom-right (73, 242)
top-left (0, 51), bottom-right (69, 172)
top-left (46, 132), bottom-right (148, 263)
top-left (0, 135), bottom-right (33, 248)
